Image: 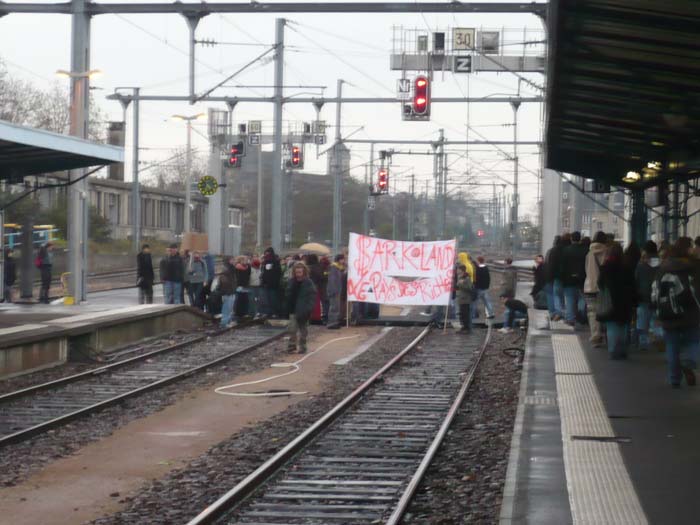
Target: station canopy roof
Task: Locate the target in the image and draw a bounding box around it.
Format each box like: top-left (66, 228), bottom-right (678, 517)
top-left (0, 119), bottom-right (123, 181)
top-left (545, 0), bottom-right (700, 189)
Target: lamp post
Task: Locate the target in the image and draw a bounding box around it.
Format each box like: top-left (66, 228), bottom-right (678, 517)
top-left (56, 67), bottom-right (101, 304)
top-left (172, 113), bottom-right (205, 233)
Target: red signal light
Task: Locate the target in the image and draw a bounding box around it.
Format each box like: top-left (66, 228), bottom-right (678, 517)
top-left (291, 145), bottom-right (301, 167)
top-left (377, 168), bottom-right (388, 193)
top-left (413, 75), bottom-right (430, 116)
top-left (477, 229), bottom-right (485, 238)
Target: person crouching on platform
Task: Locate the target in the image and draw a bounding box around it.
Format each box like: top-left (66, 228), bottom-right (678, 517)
top-left (286, 262), bottom-right (317, 354)
top-left (455, 264), bottom-right (474, 333)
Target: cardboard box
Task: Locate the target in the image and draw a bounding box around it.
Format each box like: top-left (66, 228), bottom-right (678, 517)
top-left (181, 232), bottom-right (209, 253)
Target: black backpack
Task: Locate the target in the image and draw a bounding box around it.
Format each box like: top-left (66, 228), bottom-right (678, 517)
top-left (651, 271), bottom-right (700, 321)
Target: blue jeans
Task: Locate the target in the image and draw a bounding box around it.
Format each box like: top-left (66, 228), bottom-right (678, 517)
top-left (636, 303), bottom-right (656, 349)
top-left (553, 279), bottom-right (565, 317)
top-left (473, 289), bottom-right (494, 318)
top-left (164, 281), bottom-right (182, 305)
top-left (221, 294), bottom-right (236, 326)
top-left (606, 321), bottom-right (627, 357)
top-left (504, 308), bottom-right (527, 328)
top-left (544, 282), bottom-right (555, 316)
top-left (663, 327), bottom-right (700, 385)
top-left (563, 286), bottom-right (584, 324)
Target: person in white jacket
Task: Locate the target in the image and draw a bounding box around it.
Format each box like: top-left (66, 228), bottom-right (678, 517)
top-left (583, 231), bottom-right (608, 347)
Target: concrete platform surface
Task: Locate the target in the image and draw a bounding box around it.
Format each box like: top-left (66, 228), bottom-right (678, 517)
top-left (502, 310), bottom-right (700, 525)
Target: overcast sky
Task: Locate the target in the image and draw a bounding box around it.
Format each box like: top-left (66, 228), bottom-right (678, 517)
top-left (0, 0), bottom-right (546, 220)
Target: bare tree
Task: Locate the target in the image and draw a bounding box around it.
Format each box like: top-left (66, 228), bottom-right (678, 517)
top-left (0, 58), bottom-right (106, 141)
top-left (147, 147), bottom-right (208, 191)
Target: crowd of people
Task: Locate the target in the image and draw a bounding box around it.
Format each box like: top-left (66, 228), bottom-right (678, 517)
top-left (536, 231), bottom-right (700, 388)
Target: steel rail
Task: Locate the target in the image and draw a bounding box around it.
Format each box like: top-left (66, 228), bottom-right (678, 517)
top-left (0, 326), bottom-right (284, 448)
top-left (186, 325), bottom-right (432, 525)
top-left (386, 322), bottom-right (493, 524)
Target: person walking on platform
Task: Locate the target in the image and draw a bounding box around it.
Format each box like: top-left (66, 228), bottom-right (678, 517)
top-left (597, 243), bottom-right (636, 360)
top-left (327, 254), bottom-right (347, 329)
top-left (286, 262), bottom-right (317, 354)
top-left (562, 231), bottom-right (588, 327)
top-left (455, 264), bottom-right (474, 333)
top-left (260, 247), bottom-right (282, 318)
top-left (531, 254), bottom-right (547, 309)
top-left (187, 251), bottom-right (208, 310)
top-left (544, 236), bottom-right (560, 320)
top-left (219, 257), bottom-right (237, 327)
top-left (36, 242), bottom-right (54, 304)
top-left (136, 244), bottom-right (154, 304)
top-left (635, 241), bottom-right (660, 352)
top-left (500, 257), bottom-right (517, 299)
top-left (653, 238), bottom-right (700, 388)
top-left (160, 244), bottom-right (184, 305)
top-left (3, 248), bottom-right (16, 303)
top-left (550, 234), bottom-right (570, 320)
top-left (473, 256), bottom-right (494, 319)
top-left (584, 231), bottom-right (608, 347)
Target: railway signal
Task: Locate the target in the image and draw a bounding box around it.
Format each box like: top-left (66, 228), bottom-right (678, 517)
top-left (228, 141), bottom-right (244, 168)
top-left (291, 145), bottom-right (303, 168)
top-left (413, 75), bottom-right (430, 117)
top-left (377, 168), bottom-right (389, 194)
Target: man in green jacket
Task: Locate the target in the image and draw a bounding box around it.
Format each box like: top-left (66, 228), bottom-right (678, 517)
top-left (286, 262), bottom-right (317, 354)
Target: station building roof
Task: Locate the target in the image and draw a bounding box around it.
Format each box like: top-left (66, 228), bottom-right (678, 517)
top-left (545, 0), bottom-right (700, 188)
top-left (0, 119), bottom-right (123, 181)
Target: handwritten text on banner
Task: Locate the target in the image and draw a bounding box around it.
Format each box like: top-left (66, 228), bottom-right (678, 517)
top-left (347, 233), bottom-right (456, 306)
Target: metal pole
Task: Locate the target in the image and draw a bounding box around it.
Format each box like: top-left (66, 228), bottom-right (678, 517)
top-left (437, 129), bottom-right (445, 239)
top-left (257, 144), bottom-right (263, 249)
top-left (408, 173), bottom-right (415, 241)
top-left (131, 88), bottom-right (140, 252)
top-left (332, 78), bottom-right (344, 254)
top-left (368, 142), bottom-right (375, 236)
top-left (185, 16), bottom-right (200, 102)
top-left (363, 162), bottom-right (369, 235)
top-left (68, 0), bottom-right (90, 303)
top-left (184, 118), bottom-right (192, 232)
top-left (271, 18), bottom-right (285, 253)
top-left (510, 99), bottom-right (521, 255)
top-left (442, 152), bottom-right (448, 239)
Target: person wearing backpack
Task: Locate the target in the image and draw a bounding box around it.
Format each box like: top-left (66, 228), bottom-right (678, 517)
top-left (653, 237), bottom-right (700, 388)
top-left (635, 241), bottom-right (660, 351)
top-left (597, 242), bottom-right (636, 359)
top-left (561, 231), bottom-right (588, 327)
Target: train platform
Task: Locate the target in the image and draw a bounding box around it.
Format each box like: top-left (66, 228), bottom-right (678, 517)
top-left (501, 309), bottom-right (700, 525)
top-left (0, 286), bottom-right (208, 379)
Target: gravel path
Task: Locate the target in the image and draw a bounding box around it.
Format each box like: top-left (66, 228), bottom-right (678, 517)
top-left (89, 326), bottom-right (425, 525)
top-left (401, 330), bottom-right (524, 524)
top-left (0, 326), bottom-right (285, 488)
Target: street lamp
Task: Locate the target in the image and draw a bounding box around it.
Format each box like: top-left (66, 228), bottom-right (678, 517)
top-left (172, 113), bottom-right (205, 233)
top-left (55, 69), bottom-right (102, 79)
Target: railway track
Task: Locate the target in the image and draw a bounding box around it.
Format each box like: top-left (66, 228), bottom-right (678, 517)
top-left (187, 323), bottom-right (492, 525)
top-left (0, 325), bottom-right (284, 448)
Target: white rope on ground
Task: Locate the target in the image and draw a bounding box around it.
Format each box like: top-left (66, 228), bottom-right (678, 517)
top-left (214, 334), bottom-right (361, 398)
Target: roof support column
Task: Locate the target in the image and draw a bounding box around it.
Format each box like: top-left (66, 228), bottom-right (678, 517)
top-left (629, 188), bottom-right (647, 247)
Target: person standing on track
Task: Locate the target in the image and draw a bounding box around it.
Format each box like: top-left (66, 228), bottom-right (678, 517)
top-left (160, 244), bottom-right (184, 305)
top-left (286, 262), bottom-right (317, 354)
top-left (37, 242), bottom-right (54, 304)
top-left (260, 247), bottom-right (282, 318)
top-left (136, 244), bottom-right (154, 304)
top-left (473, 256), bottom-right (494, 320)
top-left (455, 264), bottom-right (474, 333)
top-left (326, 254), bottom-right (347, 329)
top-left (219, 257), bottom-right (237, 327)
top-left (187, 251), bottom-right (208, 310)
top-left (500, 257), bottom-right (518, 300)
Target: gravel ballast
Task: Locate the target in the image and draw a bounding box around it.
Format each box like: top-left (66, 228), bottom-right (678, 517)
top-left (0, 326), bottom-right (285, 487)
top-left (89, 326), bottom-right (425, 525)
top-left (401, 329), bottom-right (524, 524)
